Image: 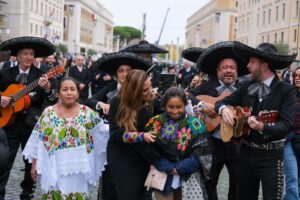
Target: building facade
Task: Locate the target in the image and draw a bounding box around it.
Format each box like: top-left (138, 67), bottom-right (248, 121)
top-left (185, 0), bottom-right (237, 48)
top-left (2, 0), bottom-right (64, 44)
top-left (236, 0), bottom-right (300, 58)
top-left (64, 0), bottom-right (113, 55)
top-left (0, 0), bottom-right (8, 42)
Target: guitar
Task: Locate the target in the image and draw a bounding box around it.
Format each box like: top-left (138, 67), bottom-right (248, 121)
top-left (241, 109), bottom-right (279, 137)
top-left (196, 91), bottom-right (231, 132)
top-left (220, 107), bottom-right (279, 142)
top-left (0, 66), bottom-right (64, 128)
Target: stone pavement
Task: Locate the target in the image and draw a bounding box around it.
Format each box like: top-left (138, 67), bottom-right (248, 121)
top-left (5, 148), bottom-right (262, 200)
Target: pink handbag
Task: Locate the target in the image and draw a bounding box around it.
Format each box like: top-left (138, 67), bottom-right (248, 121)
top-left (144, 165), bottom-right (167, 191)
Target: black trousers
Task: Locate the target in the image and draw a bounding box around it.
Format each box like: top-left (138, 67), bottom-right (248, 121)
top-left (206, 137), bottom-right (238, 200)
top-left (98, 166), bottom-right (118, 200)
top-left (237, 144), bottom-right (284, 200)
top-left (0, 116), bottom-right (35, 199)
top-left (107, 142), bottom-right (149, 200)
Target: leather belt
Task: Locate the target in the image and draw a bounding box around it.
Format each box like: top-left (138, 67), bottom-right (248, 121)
top-left (243, 140), bottom-right (284, 151)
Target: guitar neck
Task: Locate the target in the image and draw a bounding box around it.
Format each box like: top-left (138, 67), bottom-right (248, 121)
top-left (13, 80), bottom-right (39, 102)
top-left (11, 66), bottom-right (64, 102)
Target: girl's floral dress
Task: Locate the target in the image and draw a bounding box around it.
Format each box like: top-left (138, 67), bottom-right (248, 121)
top-left (23, 105), bottom-right (109, 200)
top-left (142, 113), bottom-right (213, 200)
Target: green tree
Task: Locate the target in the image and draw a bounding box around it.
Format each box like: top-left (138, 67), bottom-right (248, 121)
top-left (274, 43), bottom-right (289, 55)
top-left (113, 26), bottom-right (141, 42)
top-left (56, 43), bottom-right (68, 54)
top-left (87, 48), bottom-right (97, 56)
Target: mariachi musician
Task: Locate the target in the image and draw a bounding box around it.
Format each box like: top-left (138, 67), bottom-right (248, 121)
top-left (187, 41), bottom-right (248, 200)
top-left (120, 40), bottom-right (168, 88)
top-left (0, 36), bottom-right (57, 200)
top-left (216, 42), bottom-right (297, 200)
top-left (181, 47), bottom-right (207, 90)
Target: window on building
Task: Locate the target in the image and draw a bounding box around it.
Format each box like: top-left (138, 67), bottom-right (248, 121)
top-left (257, 13), bottom-right (259, 27)
top-left (63, 16), bottom-right (67, 29)
top-left (236, 1), bottom-right (238, 8)
top-left (294, 29), bottom-right (298, 42)
top-left (262, 35), bottom-right (264, 42)
top-left (41, 2), bottom-right (43, 14)
top-left (275, 33), bottom-right (277, 43)
top-left (30, 23), bottom-right (33, 34)
top-left (36, 0), bottom-right (38, 12)
top-left (35, 24), bottom-right (38, 35)
top-left (45, 4), bottom-right (47, 16)
top-left (281, 32), bottom-right (284, 43)
top-left (268, 9), bottom-right (271, 24)
top-left (40, 26), bottom-right (42, 36)
top-left (247, 17), bottom-right (249, 30)
top-left (263, 11), bottom-right (266, 25)
top-left (31, 0), bottom-right (33, 11)
top-left (243, 19), bottom-right (245, 31)
top-left (276, 6), bottom-right (279, 21)
top-left (283, 3), bottom-right (285, 20)
top-left (297, 1), bottom-right (299, 17)
top-left (267, 34), bottom-right (270, 42)
top-left (235, 17), bottom-right (237, 23)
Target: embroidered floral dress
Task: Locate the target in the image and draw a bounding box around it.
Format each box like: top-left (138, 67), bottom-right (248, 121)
top-left (128, 113), bottom-right (213, 200)
top-left (23, 105), bottom-right (109, 200)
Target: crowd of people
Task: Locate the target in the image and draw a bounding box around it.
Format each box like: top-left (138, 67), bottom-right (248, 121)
top-left (0, 36), bottom-right (299, 200)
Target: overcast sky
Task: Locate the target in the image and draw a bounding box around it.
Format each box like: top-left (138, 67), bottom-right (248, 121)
top-left (100, 0), bottom-right (210, 45)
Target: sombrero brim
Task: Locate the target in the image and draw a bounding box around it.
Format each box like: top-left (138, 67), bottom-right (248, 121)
top-left (95, 52), bottom-right (153, 74)
top-left (182, 47), bottom-right (205, 63)
top-left (196, 41), bottom-right (248, 76)
top-left (233, 41), bottom-right (297, 70)
top-left (0, 36), bottom-right (56, 57)
top-left (121, 43), bottom-right (168, 54)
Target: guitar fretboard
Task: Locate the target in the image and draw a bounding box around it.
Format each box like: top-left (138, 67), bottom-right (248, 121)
top-left (13, 80), bottom-right (39, 102)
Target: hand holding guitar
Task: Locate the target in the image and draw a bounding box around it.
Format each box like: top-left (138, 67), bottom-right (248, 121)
top-left (1, 96), bottom-right (12, 108)
top-left (248, 116), bottom-right (264, 131)
top-left (221, 106), bottom-right (235, 126)
top-left (37, 75), bottom-right (51, 92)
top-left (203, 102), bottom-right (216, 117)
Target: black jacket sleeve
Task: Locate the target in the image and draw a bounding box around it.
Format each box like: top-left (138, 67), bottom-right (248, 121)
top-left (262, 83), bottom-right (296, 140)
top-left (107, 97), bottom-right (124, 142)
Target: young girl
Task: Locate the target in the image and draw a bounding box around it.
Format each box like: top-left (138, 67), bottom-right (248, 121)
top-left (124, 87), bottom-right (213, 200)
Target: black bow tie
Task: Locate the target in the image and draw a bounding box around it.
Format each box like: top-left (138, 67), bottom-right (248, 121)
top-left (216, 84), bottom-right (236, 95)
top-left (16, 73), bottom-right (28, 85)
top-left (248, 82), bottom-right (271, 100)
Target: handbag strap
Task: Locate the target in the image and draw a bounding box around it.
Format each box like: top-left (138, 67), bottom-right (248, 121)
top-left (146, 173), bottom-right (154, 191)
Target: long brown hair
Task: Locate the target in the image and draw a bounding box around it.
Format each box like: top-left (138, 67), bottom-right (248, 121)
top-left (116, 69), bottom-right (148, 132)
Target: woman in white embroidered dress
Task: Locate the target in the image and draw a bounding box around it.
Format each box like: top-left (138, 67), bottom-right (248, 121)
top-left (23, 77), bottom-right (109, 200)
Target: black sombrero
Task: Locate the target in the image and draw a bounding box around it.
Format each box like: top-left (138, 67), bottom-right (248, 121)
top-left (182, 47), bottom-right (205, 63)
top-left (94, 52), bottom-right (153, 74)
top-left (196, 41), bottom-right (248, 76)
top-left (233, 41), bottom-right (297, 70)
top-left (0, 36), bottom-right (56, 57)
top-left (120, 40), bottom-right (168, 54)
